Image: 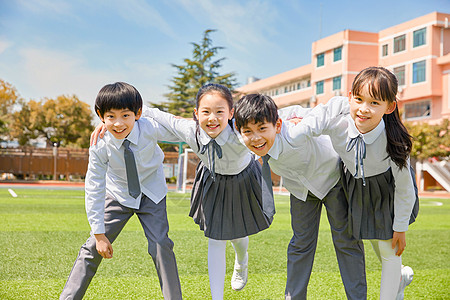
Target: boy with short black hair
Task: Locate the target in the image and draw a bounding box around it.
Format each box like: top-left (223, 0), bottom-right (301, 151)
top-left (234, 94), bottom-right (366, 300)
top-left (60, 82), bottom-right (182, 300)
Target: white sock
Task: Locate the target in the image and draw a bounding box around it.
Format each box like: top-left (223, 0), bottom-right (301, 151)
top-left (231, 236), bottom-right (249, 267)
top-left (208, 238), bottom-right (227, 300)
top-left (371, 239), bottom-right (402, 300)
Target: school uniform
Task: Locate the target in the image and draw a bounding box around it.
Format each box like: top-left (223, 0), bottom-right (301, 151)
top-left (142, 107), bottom-right (272, 240)
top-left (286, 96), bottom-right (420, 298)
top-left (288, 97), bottom-right (418, 240)
top-left (60, 118), bottom-right (182, 300)
top-left (258, 121), bottom-right (366, 300)
top-left (329, 114), bottom-right (418, 240)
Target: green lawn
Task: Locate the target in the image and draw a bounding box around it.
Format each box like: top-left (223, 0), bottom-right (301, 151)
top-left (0, 187), bottom-right (449, 299)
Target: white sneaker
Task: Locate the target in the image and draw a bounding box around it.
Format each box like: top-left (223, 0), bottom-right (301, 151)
top-left (231, 262), bottom-right (248, 291)
top-left (396, 265), bottom-right (414, 300)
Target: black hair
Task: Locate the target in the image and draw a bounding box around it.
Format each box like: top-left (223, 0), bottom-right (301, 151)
top-left (234, 94), bottom-right (279, 131)
top-left (351, 66), bottom-right (412, 169)
top-left (95, 82), bottom-right (143, 118)
top-left (192, 83), bottom-right (234, 149)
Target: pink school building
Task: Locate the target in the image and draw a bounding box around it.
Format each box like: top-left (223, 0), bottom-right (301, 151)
top-left (238, 11), bottom-right (450, 123)
top-left (238, 11), bottom-right (450, 192)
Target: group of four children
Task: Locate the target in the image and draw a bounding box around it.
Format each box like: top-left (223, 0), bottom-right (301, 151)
top-left (60, 66), bottom-right (418, 300)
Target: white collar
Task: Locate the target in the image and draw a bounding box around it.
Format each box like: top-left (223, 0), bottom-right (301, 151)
top-left (267, 127), bottom-right (284, 160)
top-left (346, 114), bottom-right (385, 145)
top-left (198, 124), bottom-right (231, 146)
top-left (109, 120), bottom-right (140, 149)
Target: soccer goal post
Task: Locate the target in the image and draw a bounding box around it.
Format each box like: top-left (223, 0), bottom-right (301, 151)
top-left (176, 148), bottom-right (195, 193)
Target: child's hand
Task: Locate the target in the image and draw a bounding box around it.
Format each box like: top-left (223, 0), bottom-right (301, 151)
top-left (288, 117), bottom-right (303, 125)
top-left (90, 123), bottom-right (107, 146)
top-left (392, 231), bottom-right (406, 256)
top-left (94, 233), bottom-right (113, 259)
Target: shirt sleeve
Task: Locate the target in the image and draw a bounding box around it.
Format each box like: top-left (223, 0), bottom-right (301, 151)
top-left (286, 96), bottom-right (350, 147)
top-left (391, 158), bottom-right (416, 232)
top-left (278, 105), bottom-right (313, 120)
top-left (142, 105), bottom-right (194, 143)
top-left (84, 143), bottom-right (108, 234)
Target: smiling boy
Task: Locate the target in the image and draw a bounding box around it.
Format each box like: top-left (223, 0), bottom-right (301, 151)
top-left (234, 94), bottom-right (366, 300)
top-left (60, 82), bottom-right (182, 300)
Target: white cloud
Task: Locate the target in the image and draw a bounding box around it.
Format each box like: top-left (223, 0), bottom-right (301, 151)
top-left (176, 0), bottom-right (279, 53)
top-left (108, 0), bottom-right (178, 39)
top-left (16, 0), bottom-right (72, 15)
top-left (0, 38), bottom-right (12, 55)
top-left (14, 47), bottom-right (168, 113)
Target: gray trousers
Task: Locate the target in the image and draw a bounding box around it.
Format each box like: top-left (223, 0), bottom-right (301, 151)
top-left (60, 194), bottom-right (182, 300)
top-left (285, 182), bottom-right (366, 300)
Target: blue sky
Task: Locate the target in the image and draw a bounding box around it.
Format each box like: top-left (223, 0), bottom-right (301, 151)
top-left (1, 0), bottom-right (449, 112)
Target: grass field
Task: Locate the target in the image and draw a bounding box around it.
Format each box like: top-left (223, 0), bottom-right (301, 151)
top-left (0, 187), bottom-right (449, 299)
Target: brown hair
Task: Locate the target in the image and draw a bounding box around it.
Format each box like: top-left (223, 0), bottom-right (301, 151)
top-left (352, 66), bottom-right (412, 169)
top-left (192, 83), bottom-right (234, 149)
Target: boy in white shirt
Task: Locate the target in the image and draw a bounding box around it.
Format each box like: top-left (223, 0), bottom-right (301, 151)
top-left (60, 82), bottom-right (182, 300)
top-left (234, 94), bottom-right (366, 300)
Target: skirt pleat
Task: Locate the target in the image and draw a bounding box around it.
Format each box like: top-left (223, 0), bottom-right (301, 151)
top-left (340, 161), bottom-right (419, 240)
top-left (189, 159), bottom-right (270, 240)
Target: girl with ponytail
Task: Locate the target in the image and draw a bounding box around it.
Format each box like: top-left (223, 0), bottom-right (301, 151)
top-left (287, 66), bottom-right (419, 299)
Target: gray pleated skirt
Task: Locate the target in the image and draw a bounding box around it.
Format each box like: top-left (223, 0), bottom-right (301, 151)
top-left (189, 158), bottom-right (271, 240)
top-left (340, 161), bottom-right (419, 240)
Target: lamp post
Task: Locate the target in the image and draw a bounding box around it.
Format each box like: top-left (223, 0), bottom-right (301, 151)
top-left (53, 141), bottom-right (60, 180)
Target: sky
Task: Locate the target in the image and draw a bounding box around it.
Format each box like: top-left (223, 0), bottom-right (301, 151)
top-left (1, 0), bottom-right (449, 114)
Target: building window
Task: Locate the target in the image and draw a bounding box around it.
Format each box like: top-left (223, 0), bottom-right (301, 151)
top-left (404, 100), bottom-right (431, 119)
top-left (333, 47), bottom-right (342, 62)
top-left (393, 66), bottom-right (405, 86)
top-left (333, 76), bottom-right (341, 90)
top-left (316, 81), bottom-right (324, 94)
top-left (413, 27), bottom-right (426, 47)
top-left (382, 44), bottom-right (388, 56)
top-left (394, 34), bottom-right (406, 53)
top-left (412, 60), bottom-right (426, 83)
top-left (317, 53), bottom-right (324, 67)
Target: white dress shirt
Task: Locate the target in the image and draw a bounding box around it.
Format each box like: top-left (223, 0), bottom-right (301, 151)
top-left (142, 106), bottom-right (252, 175)
top-left (85, 117), bottom-right (177, 234)
top-left (288, 96), bottom-right (416, 232)
top-left (264, 122), bottom-right (340, 201)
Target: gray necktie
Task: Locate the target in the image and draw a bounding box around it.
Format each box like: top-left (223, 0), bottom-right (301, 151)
top-left (262, 155), bottom-right (275, 223)
top-left (123, 139), bottom-right (141, 198)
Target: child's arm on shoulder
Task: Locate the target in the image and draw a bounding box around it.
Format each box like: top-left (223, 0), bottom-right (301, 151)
top-left (278, 105), bottom-right (312, 120)
top-left (142, 105), bottom-right (194, 142)
top-left (285, 96), bottom-right (350, 146)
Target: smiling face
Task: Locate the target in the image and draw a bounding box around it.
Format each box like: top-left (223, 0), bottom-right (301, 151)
top-left (194, 92), bottom-right (234, 139)
top-left (98, 108), bottom-right (141, 139)
top-left (348, 85), bottom-right (396, 134)
top-left (239, 119), bottom-right (282, 156)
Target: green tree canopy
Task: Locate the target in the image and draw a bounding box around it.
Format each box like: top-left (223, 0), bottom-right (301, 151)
top-left (151, 29), bottom-right (237, 117)
top-left (405, 118), bottom-right (450, 160)
top-left (10, 95), bottom-right (94, 148)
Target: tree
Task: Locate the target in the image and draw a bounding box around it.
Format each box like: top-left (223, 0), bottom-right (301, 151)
top-left (151, 29), bottom-right (238, 117)
top-left (0, 79), bottom-right (21, 139)
top-left (405, 118), bottom-right (450, 161)
top-left (10, 95), bottom-right (94, 148)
